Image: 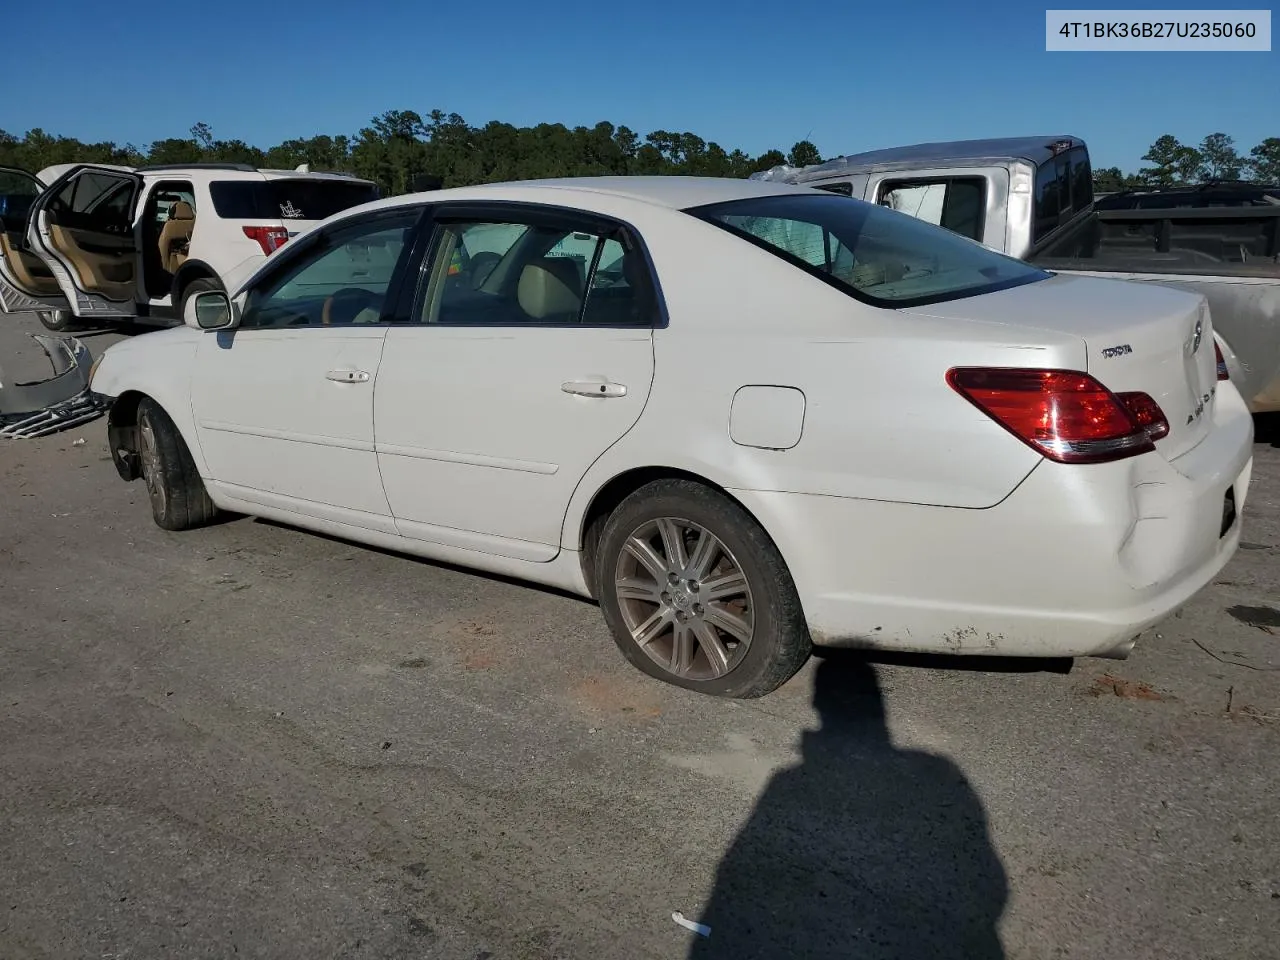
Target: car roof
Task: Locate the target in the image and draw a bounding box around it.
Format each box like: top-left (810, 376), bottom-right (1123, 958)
top-left (360, 175), bottom-right (818, 214)
top-left (754, 136), bottom-right (1085, 183)
top-left (34, 162), bottom-right (376, 187)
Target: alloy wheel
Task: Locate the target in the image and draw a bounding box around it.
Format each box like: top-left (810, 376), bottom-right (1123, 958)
top-left (612, 517), bottom-right (755, 680)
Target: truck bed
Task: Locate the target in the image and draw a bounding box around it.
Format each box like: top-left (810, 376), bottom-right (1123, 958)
top-left (1028, 206), bottom-right (1280, 278)
top-left (1028, 206), bottom-right (1280, 413)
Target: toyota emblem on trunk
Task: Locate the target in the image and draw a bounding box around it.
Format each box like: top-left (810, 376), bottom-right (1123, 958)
top-left (1192, 318), bottom-right (1203, 353)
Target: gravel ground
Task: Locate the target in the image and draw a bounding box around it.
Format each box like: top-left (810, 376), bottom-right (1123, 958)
top-left (2, 313), bottom-right (1278, 959)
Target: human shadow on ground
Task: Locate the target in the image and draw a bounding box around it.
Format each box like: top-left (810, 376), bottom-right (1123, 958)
top-left (689, 652), bottom-right (1008, 960)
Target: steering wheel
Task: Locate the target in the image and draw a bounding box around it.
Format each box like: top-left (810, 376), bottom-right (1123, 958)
top-left (321, 286), bottom-right (382, 326)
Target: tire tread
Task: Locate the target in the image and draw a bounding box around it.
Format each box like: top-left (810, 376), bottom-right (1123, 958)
top-left (137, 397), bottom-right (217, 531)
top-left (596, 478), bottom-right (811, 699)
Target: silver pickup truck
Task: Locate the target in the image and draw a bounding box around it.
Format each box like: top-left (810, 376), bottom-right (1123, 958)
top-left (751, 136), bottom-right (1280, 413)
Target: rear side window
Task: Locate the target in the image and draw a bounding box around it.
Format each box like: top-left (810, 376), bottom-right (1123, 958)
top-left (1034, 147), bottom-right (1093, 242)
top-left (812, 181), bottom-right (854, 196)
top-left (877, 177), bottom-right (987, 241)
top-left (209, 179), bottom-right (380, 221)
top-left (691, 192), bottom-right (1048, 308)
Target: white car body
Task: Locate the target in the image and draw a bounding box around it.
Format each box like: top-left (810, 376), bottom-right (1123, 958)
top-left (0, 161), bottom-right (379, 326)
top-left (87, 176), bottom-right (1255, 694)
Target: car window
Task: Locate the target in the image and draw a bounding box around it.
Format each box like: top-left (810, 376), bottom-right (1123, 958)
top-left (240, 211), bottom-right (419, 329)
top-left (420, 217), bottom-right (654, 327)
top-left (1069, 147), bottom-right (1093, 214)
top-left (692, 192), bottom-right (1048, 307)
top-left (47, 171), bottom-right (136, 232)
top-left (878, 177), bottom-right (986, 241)
top-left (0, 169), bottom-right (42, 227)
top-left (209, 179), bottom-right (380, 221)
top-left (1034, 149), bottom-right (1092, 243)
top-left (812, 181), bottom-right (854, 196)
top-left (154, 189), bottom-right (196, 220)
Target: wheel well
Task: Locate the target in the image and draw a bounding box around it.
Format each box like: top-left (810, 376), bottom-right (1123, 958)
top-left (577, 466), bottom-right (742, 599)
top-left (106, 390), bottom-right (147, 480)
top-left (171, 264), bottom-right (220, 306)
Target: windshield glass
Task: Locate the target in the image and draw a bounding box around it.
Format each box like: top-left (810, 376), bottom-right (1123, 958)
top-left (690, 192), bottom-right (1049, 307)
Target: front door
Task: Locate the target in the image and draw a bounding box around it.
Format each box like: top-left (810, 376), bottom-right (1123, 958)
top-left (0, 166), bottom-right (69, 315)
top-left (375, 202), bottom-right (658, 562)
top-left (190, 206), bottom-right (424, 532)
top-left (25, 165), bottom-right (143, 320)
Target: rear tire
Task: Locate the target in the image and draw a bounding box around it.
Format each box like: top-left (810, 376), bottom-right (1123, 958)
top-left (37, 309), bottom-right (83, 333)
top-left (596, 479), bottom-right (812, 699)
top-left (136, 397), bottom-right (218, 531)
top-left (178, 277), bottom-right (223, 321)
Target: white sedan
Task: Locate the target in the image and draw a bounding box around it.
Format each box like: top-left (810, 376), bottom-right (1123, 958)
top-left (88, 176), bottom-right (1255, 698)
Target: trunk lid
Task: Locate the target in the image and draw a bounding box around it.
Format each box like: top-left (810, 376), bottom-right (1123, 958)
top-left (904, 272), bottom-right (1219, 461)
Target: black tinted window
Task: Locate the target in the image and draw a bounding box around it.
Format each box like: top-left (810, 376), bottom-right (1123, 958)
top-left (1033, 158), bottom-right (1067, 241)
top-left (47, 171), bottom-right (136, 231)
top-left (1070, 147), bottom-right (1093, 213)
top-left (209, 179), bottom-right (380, 221)
top-left (813, 181), bottom-right (853, 196)
top-left (0, 170), bottom-right (41, 226)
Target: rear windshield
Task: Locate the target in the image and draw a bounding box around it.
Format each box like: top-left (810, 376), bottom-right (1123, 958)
top-left (691, 193), bottom-right (1048, 307)
top-left (209, 178), bottom-right (380, 222)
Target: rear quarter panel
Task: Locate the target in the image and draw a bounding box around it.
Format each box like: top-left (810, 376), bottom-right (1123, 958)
top-left (562, 203), bottom-right (1085, 547)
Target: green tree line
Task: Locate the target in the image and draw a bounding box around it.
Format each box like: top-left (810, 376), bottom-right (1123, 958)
top-left (0, 110), bottom-right (820, 197)
top-left (1093, 132), bottom-right (1280, 192)
top-left (1, 112), bottom-right (1275, 197)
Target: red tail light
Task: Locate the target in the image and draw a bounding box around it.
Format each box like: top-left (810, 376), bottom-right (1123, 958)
top-left (1214, 341), bottom-right (1229, 381)
top-left (946, 368), bottom-right (1168, 464)
top-left (1115, 391), bottom-right (1170, 442)
top-left (243, 225), bottom-right (290, 256)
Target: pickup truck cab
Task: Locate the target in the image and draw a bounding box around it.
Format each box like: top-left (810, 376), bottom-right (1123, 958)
top-left (0, 162), bottom-right (380, 331)
top-left (752, 137), bottom-right (1280, 413)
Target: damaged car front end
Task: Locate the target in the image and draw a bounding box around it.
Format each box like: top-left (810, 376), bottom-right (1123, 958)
top-left (0, 333), bottom-right (108, 438)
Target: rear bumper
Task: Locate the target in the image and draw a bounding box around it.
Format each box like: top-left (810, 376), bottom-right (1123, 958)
top-left (733, 383), bottom-right (1255, 659)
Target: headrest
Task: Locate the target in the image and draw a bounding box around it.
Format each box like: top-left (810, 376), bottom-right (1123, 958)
top-left (169, 201), bottom-right (195, 221)
top-left (517, 258), bottom-right (582, 320)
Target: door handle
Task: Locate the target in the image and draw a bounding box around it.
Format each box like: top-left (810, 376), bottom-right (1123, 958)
top-left (562, 380), bottom-right (627, 398)
top-left (326, 369), bottom-right (370, 384)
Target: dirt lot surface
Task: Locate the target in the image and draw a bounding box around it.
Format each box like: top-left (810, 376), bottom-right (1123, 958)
top-left (2, 315), bottom-right (1279, 959)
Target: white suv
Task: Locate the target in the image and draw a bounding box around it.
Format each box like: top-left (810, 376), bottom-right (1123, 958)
top-left (0, 162), bottom-right (380, 331)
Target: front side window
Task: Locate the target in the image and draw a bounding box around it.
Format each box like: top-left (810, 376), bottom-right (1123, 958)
top-left (877, 177), bottom-right (987, 241)
top-left (419, 215), bottom-right (654, 327)
top-left (692, 192), bottom-right (1047, 307)
top-left (240, 211), bottom-right (419, 329)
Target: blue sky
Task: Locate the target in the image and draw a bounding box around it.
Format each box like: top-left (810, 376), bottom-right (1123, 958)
top-left (5, 0), bottom-right (1276, 172)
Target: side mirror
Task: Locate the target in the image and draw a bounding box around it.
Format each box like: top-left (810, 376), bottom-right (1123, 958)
top-left (184, 290), bottom-right (239, 331)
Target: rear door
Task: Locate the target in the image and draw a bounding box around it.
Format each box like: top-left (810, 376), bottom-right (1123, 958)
top-left (0, 166), bottom-right (69, 314)
top-left (26, 165), bottom-right (144, 320)
top-left (374, 201), bottom-right (658, 562)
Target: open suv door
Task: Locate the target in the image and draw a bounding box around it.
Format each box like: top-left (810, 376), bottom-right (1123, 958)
top-left (25, 165), bottom-right (143, 321)
top-left (0, 166), bottom-right (71, 316)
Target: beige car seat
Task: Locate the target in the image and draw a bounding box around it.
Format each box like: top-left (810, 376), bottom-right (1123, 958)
top-left (517, 258), bottom-right (583, 322)
top-left (158, 201), bottom-right (195, 274)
